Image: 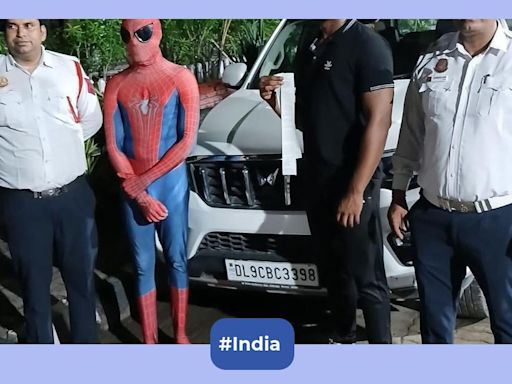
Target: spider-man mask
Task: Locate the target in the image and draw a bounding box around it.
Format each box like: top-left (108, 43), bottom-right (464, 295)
top-left (121, 19), bottom-right (162, 66)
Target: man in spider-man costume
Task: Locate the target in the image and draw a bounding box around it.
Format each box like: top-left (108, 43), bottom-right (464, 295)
top-left (103, 19), bottom-right (199, 344)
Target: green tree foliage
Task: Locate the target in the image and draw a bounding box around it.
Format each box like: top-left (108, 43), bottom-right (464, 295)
top-left (1, 19), bottom-right (281, 70)
top-left (397, 19), bottom-right (437, 34)
top-left (161, 19), bottom-right (223, 64)
top-left (49, 19), bottom-right (126, 79)
top-left (0, 19), bottom-right (281, 174)
top-left (160, 19), bottom-right (280, 65)
top-left (230, 19), bottom-right (280, 68)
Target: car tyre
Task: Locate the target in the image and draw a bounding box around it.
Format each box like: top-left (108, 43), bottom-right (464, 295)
top-left (457, 280), bottom-right (489, 319)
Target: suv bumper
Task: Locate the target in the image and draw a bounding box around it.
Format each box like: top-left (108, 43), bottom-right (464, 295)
top-left (178, 191), bottom-right (418, 297)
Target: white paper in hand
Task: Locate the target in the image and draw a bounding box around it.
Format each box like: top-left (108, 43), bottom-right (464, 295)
top-left (277, 72), bottom-right (302, 176)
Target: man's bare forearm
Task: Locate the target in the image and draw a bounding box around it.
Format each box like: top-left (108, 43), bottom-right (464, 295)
top-left (348, 88), bottom-right (393, 196)
top-left (348, 119), bottom-right (389, 195)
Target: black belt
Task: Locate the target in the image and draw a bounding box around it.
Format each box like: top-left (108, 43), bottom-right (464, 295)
top-left (32, 185), bottom-right (69, 199)
top-left (6, 175), bottom-right (85, 199)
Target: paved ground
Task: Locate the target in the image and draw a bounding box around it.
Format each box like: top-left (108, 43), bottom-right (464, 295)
top-left (0, 239), bottom-right (493, 344)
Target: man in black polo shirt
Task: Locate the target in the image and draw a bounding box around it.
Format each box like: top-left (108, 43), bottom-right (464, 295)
top-left (260, 19), bottom-right (394, 343)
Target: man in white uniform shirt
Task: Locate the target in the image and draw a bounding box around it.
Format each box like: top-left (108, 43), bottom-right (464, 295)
top-left (389, 19), bottom-right (512, 343)
top-left (0, 19), bottom-right (102, 343)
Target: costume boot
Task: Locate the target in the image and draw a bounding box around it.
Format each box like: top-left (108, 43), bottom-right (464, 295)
top-left (137, 289), bottom-right (158, 344)
top-left (170, 287), bottom-right (190, 344)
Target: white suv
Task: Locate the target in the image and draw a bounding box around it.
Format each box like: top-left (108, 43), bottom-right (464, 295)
top-left (164, 19), bottom-right (490, 318)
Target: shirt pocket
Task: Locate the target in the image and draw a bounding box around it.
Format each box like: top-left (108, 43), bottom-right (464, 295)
top-left (0, 91), bottom-right (23, 127)
top-left (476, 76), bottom-right (512, 117)
top-left (44, 89), bottom-right (80, 124)
top-left (418, 79), bottom-right (454, 116)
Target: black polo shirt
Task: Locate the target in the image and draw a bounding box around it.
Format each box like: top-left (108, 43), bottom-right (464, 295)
top-left (295, 20), bottom-right (394, 174)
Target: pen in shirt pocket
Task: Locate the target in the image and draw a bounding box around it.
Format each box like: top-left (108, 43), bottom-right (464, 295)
top-left (481, 74), bottom-right (491, 88)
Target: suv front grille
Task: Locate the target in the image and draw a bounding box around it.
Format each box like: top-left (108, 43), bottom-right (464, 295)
top-left (197, 232), bottom-right (314, 260)
top-left (188, 154), bottom-right (414, 209)
top-left (188, 156), bottom-right (306, 210)
top-left (200, 232), bottom-right (284, 254)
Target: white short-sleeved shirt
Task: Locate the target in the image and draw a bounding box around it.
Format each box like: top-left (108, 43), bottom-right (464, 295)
top-left (393, 23), bottom-right (512, 202)
top-left (0, 47), bottom-right (102, 191)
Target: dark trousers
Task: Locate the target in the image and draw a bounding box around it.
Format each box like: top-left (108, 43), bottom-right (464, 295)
top-left (306, 163), bottom-right (391, 343)
top-left (409, 196), bottom-right (512, 343)
top-left (0, 176), bottom-right (98, 343)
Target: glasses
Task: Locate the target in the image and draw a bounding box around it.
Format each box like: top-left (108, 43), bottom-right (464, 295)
top-left (121, 24), bottom-right (153, 44)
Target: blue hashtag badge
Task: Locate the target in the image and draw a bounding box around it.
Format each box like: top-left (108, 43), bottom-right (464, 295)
top-left (210, 318), bottom-right (295, 370)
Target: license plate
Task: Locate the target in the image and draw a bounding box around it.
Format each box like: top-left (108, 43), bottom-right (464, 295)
top-left (225, 259), bottom-right (319, 287)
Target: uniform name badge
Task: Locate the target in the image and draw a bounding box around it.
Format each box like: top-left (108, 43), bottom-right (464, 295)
top-left (427, 75), bottom-right (449, 83)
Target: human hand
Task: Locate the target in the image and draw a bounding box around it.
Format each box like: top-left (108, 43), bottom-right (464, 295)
top-left (135, 193), bottom-right (168, 223)
top-left (122, 175), bottom-right (150, 199)
top-left (387, 202), bottom-right (409, 240)
top-left (259, 75), bottom-right (284, 108)
top-left (336, 192), bottom-right (365, 228)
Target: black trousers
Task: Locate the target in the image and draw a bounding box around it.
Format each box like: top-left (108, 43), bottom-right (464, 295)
top-left (0, 176), bottom-right (98, 343)
top-left (305, 162), bottom-right (391, 343)
top-left (409, 196), bottom-right (512, 343)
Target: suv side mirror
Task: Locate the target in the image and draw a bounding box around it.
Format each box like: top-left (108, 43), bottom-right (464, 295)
top-left (222, 63), bottom-right (247, 88)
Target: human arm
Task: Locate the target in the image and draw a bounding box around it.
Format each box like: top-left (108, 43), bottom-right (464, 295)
top-left (121, 69), bottom-right (200, 199)
top-left (337, 31), bottom-right (394, 228)
top-left (103, 77), bottom-right (168, 222)
top-left (387, 77), bottom-right (425, 239)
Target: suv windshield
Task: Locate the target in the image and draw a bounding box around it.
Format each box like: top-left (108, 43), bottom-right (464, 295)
top-left (248, 20), bottom-right (320, 89)
top-left (249, 19), bottom-right (512, 88)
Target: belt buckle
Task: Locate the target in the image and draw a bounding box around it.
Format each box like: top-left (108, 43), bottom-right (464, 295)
top-left (465, 202), bottom-right (475, 212)
top-left (450, 200), bottom-right (473, 213)
top-left (44, 188), bottom-right (58, 198)
top-left (438, 197), bottom-right (473, 213)
top-left (458, 202), bottom-right (470, 213)
top-left (457, 201), bottom-right (476, 213)
top-left (34, 186), bottom-right (67, 199)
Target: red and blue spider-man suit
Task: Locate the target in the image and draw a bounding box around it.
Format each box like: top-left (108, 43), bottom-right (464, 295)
top-left (103, 19), bottom-right (199, 344)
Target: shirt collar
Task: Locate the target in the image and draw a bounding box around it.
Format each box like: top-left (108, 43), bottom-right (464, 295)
top-left (449, 21), bottom-right (509, 56)
top-left (329, 19), bottom-right (357, 44)
top-left (489, 22), bottom-right (509, 52)
top-left (40, 47), bottom-right (56, 68)
top-left (5, 54), bottom-right (15, 72)
top-left (4, 46), bottom-right (53, 72)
